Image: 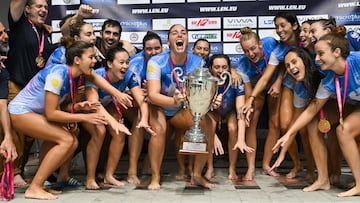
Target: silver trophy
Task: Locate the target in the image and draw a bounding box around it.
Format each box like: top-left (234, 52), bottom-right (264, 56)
top-left (172, 67), bottom-right (231, 153)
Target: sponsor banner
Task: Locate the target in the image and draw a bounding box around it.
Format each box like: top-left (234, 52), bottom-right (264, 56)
top-left (187, 0), bottom-right (220, 2)
top-left (132, 7), bottom-right (169, 14)
top-left (223, 16), bottom-right (257, 29)
top-left (152, 18), bottom-right (186, 30)
top-left (65, 9), bottom-right (78, 15)
top-left (228, 54), bottom-right (241, 67)
top-left (51, 0), bottom-right (80, 5)
top-left (117, 0), bottom-right (150, 4)
top-left (223, 43), bottom-right (243, 55)
top-left (51, 20), bottom-right (61, 32)
top-left (258, 29), bottom-right (279, 40)
top-left (337, 1), bottom-right (360, 8)
top-left (297, 14), bottom-right (329, 24)
top-left (152, 0), bottom-right (185, 3)
top-left (199, 5), bottom-right (238, 12)
top-left (84, 19), bottom-right (107, 31)
top-left (210, 43), bottom-right (223, 54)
top-left (258, 16), bottom-right (275, 28)
top-left (51, 32), bottom-right (62, 44)
top-left (187, 17), bottom-right (221, 30)
top-left (268, 4), bottom-right (307, 11)
top-left (188, 30), bottom-right (221, 42)
top-left (333, 12), bottom-right (360, 25)
top-left (345, 25), bottom-right (360, 32)
top-left (122, 32), bottom-right (147, 44)
top-left (223, 30), bottom-right (242, 42)
top-left (153, 31), bottom-right (169, 44)
top-left (82, 0), bottom-right (115, 4)
top-left (120, 19), bottom-right (152, 31)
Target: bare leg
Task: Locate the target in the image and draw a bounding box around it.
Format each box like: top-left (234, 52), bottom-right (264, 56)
top-left (336, 109), bottom-right (360, 197)
top-left (227, 113), bottom-right (239, 180)
top-left (104, 129), bottom-right (126, 187)
top-left (11, 113), bottom-right (78, 200)
top-left (303, 118), bottom-right (330, 192)
top-left (84, 123), bottom-right (106, 190)
top-left (175, 130), bottom-right (187, 180)
top-left (262, 95), bottom-right (280, 176)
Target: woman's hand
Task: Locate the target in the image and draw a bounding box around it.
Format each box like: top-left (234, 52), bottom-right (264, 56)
top-left (0, 138), bottom-right (17, 163)
top-left (85, 112), bottom-right (108, 125)
top-left (136, 120), bottom-right (156, 136)
top-left (75, 101), bottom-right (101, 112)
top-left (211, 94), bottom-right (223, 110)
top-left (213, 133), bottom-right (224, 156)
top-left (115, 92), bottom-right (133, 109)
top-left (233, 140), bottom-right (255, 154)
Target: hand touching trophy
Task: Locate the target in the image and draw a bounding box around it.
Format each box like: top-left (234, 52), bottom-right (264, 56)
top-left (172, 67), bottom-right (231, 154)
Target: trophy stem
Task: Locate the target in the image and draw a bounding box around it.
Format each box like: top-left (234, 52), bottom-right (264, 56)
top-left (184, 115), bottom-right (207, 143)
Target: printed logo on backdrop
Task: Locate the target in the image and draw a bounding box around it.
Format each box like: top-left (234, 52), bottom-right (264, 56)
top-left (223, 30), bottom-right (242, 42)
top-left (120, 19), bottom-right (151, 31)
top-left (188, 31), bottom-right (221, 42)
top-left (188, 18), bottom-right (221, 30)
top-left (51, 20), bottom-right (61, 32)
top-left (297, 14), bottom-right (329, 24)
top-left (258, 29), bottom-right (279, 40)
top-left (84, 19), bottom-right (107, 31)
top-left (199, 6), bottom-right (237, 13)
top-left (345, 25), bottom-right (360, 33)
top-left (152, 0), bottom-right (185, 3)
top-left (258, 16), bottom-right (275, 28)
top-left (211, 43), bottom-right (222, 54)
top-left (223, 43), bottom-right (243, 55)
top-left (333, 12), bottom-right (360, 25)
top-left (223, 17), bottom-right (257, 29)
top-left (154, 31), bottom-right (169, 44)
top-left (132, 7), bottom-right (169, 15)
top-left (268, 4), bottom-right (307, 11)
top-left (188, 0), bottom-right (220, 2)
top-left (117, 0), bottom-right (150, 4)
top-left (122, 32), bottom-right (147, 44)
top-left (51, 0), bottom-right (80, 5)
top-left (228, 54), bottom-right (240, 67)
top-left (152, 19), bottom-right (186, 30)
top-left (82, 0), bottom-right (115, 4)
top-left (338, 1), bottom-right (360, 8)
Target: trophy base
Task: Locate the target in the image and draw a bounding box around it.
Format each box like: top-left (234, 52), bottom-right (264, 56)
top-left (179, 141), bottom-right (208, 154)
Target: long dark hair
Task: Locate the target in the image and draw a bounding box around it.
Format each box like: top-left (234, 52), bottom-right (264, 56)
top-left (65, 41), bottom-right (93, 65)
top-left (286, 47), bottom-right (323, 99)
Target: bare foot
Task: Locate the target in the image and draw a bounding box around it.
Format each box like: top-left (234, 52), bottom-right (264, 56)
top-left (204, 169), bottom-right (214, 180)
top-left (127, 174), bottom-right (141, 185)
top-left (104, 175), bottom-right (125, 187)
top-left (228, 169), bottom-right (238, 181)
top-left (85, 179), bottom-right (100, 190)
top-left (242, 169), bottom-right (255, 181)
top-left (286, 166), bottom-right (302, 179)
top-left (25, 185), bottom-right (58, 200)
top-left (303, 179), bottom-right (330, 192)
top-left (148, 175), bottom-right (161, 190)
top-left (262, 168), bottom-right (280, 177)
top-left (337, 186), bottom-right (360, 197)
top-left (14, 174), bottom-right (28, 187)
top-left (175, 173), bottom-right (187, 181)
top-left (191, 175), bottom-right (214, 189)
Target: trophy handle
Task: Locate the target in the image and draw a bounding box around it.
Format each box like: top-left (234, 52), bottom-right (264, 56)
top-left (171, 67), bottom-right (185, 85)
top-left (218, 71), bottom-right (232, 95)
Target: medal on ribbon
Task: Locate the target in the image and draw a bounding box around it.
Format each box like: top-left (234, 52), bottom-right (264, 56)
top-left (67, 122), bottom-right (78, 134)
top-left (35, 55), bottom-right (45, 68)
top-left (318, 118), bottom-right (331, 133)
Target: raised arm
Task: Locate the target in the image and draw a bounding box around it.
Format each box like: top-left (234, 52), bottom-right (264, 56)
top-left (10, 0), bottom-right (26, 23)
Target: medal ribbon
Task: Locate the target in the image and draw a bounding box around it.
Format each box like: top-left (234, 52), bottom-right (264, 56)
top-left (250, 49), bottom-right (273, 85)
top-left (105, 70), bottom-right (123, 119)
top-left (170, 56), bottom-right (187, 93)
top-left (27, 19), bottom-right (44, 63)
top-left (334, 61), bottom-right (349, 126)
top-left (68, 66), bottom-right (76, 113)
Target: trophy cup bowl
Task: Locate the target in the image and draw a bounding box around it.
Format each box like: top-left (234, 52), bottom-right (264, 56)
top-left (172, 67), bottom-right (231, 154)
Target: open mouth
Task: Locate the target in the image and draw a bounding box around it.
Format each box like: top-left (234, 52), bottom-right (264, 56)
top-left (176, 40), bottom-right (184, 47)
top-left (291, 69), bottom-right (300, 76)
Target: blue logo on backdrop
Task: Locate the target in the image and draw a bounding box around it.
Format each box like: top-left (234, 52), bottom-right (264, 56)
top-left (229, 54), bottom-right (241, 67)
top-left (82, 0), bottom-right (115, 4)
top-left (333, 12), bottom-right (360, 25)
top-left (156, 31), bottom-right (169, 44)
top-left (211, 43), bottom-right (223, 54)
top-left (120, 19), bottom-right (151, 31)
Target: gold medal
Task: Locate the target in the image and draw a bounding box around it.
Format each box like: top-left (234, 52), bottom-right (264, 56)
top-left (339, 117), bottom-right (344, 126)
top-left (35, 55), bottom-right (45, 68)
top-left (318, 118), bottom-right (331, 133)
